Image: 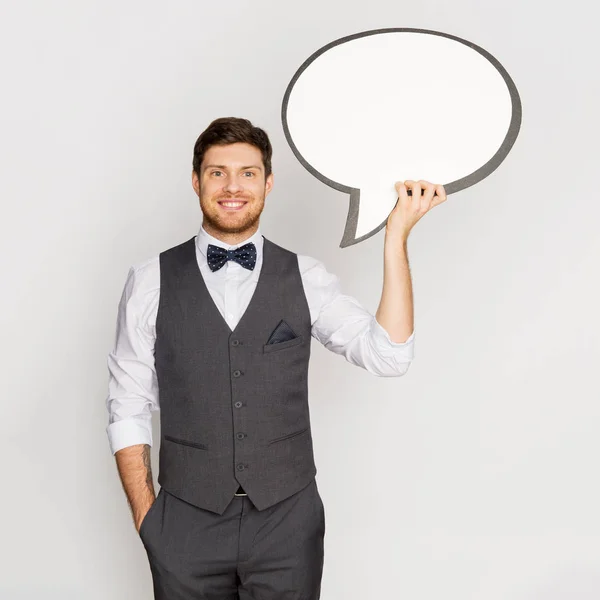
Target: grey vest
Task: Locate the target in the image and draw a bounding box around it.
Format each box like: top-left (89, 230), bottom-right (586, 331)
top-left (155, 235), bottom-right (317, 514)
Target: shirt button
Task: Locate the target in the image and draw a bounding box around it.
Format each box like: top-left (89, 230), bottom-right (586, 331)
top-left (231, 339), bottom-right (240, 346)
top-left (233, 370), bottom-right (241, 377)
top-left (236, 432), bottom-right (246, 440)
top-left (234, 401), bottom-right (243, 408)
top-left (236, 463), bottom-right (245, 471)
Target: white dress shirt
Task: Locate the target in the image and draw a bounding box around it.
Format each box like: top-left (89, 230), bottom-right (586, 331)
top-left (106, 224), bottom-right (415, 455)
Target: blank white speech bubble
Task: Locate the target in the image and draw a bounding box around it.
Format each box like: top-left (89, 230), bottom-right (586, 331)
top-left (282, 28), bottom-right (522, 247)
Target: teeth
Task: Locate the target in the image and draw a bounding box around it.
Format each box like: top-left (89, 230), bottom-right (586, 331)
top-left (222, 202), bottom-right (245, 207)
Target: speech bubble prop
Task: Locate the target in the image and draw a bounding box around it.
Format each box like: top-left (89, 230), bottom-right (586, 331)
top-left (281, 28), bottom-right (522, 247)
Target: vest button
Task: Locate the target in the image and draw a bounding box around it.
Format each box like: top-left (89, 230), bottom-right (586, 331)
top-left (233, 369), bottom-right (242, 377)
top-left (236, 432), bottom-right (246, 440)
top-left (234, 401), bottom-right (243, 408)
top-left (236, 463), bottom-right (245, 471)
top-left (231, 339), bottom-right (240, 346)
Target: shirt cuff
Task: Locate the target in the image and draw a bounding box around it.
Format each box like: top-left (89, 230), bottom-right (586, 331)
top-left (369, 317), bottom-right (415, 360)
top-left (106, 417), bottom-right (153, 455)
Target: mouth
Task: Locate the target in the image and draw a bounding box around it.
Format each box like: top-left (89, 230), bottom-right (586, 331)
top-left (218, 200), bottom-right (248, 211)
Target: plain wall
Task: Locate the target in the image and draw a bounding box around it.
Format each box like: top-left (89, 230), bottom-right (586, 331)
top-left (1, 0), bottom-right (598, 598)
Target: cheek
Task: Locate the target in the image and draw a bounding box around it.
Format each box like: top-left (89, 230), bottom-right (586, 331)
top-left (201, 183), bottom-right (221, 200)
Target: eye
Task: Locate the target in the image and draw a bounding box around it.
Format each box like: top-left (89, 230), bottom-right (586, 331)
top-left (243, 171), bottom-right (254, 177)
top-left (211, 170), bottom-right (223, 176)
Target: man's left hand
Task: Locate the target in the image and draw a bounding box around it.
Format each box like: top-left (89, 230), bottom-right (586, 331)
top-left (386, 180), bottom-right (447, 241)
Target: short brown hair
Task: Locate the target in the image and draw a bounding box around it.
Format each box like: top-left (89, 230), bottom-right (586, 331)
top-left (192, 117), bottom-right (273, 178)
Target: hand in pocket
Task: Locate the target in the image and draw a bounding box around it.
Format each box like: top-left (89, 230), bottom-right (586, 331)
top-left (137, 496), bottom-right (157, 535)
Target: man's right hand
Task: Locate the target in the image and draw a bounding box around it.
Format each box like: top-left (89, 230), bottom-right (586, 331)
top-left (135, 498), bottom-right (156, 534)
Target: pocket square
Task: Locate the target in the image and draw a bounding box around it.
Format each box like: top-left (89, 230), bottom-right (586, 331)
top-left (266, 320), bottom-right (298, 345)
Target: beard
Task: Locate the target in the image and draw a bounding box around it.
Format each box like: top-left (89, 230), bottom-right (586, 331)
top-left (200, 190), bottom-right (265, 235)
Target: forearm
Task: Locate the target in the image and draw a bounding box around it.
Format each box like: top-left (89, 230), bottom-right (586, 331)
top-left (375, 232), bottom-right (414, 343)
top-left (114, 443), bottom-right (155, 531)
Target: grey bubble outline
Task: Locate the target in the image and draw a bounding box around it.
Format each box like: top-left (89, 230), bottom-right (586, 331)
top-left (281, 27), bottom-right (523, 248)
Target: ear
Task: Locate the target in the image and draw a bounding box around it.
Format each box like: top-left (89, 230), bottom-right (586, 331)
top-left (191, 170), bottom-right (200, 196)
top-left (265, 172), bottom-right (274, 196)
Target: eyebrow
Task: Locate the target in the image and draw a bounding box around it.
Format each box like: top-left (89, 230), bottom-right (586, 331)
top-left (203, 164), bottom-right (263, 171)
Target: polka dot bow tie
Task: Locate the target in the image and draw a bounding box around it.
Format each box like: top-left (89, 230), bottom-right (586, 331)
top-left (206, 242), bottom-right (257, 272)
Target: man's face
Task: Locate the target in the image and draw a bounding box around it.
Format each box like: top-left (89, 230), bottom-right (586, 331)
top-left (192, 142), bottom-right (274, 235)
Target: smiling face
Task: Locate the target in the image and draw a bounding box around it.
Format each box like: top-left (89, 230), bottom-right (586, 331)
top-left (192, 142), bottom-right (274, 243)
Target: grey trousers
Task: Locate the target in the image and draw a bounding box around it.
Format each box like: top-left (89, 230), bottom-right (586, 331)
top-left (139, 478), bottom-right (326, 599)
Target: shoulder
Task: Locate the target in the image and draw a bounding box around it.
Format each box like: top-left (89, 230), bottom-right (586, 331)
top-left (262, 237), bottom-right (341, 292)
top-left (263, 237), bottom-right (329, 273)
top-left (124, 253), bottom-right (160, 303)
top-left (158, 236), bottom-right (195, 261)
top-left (296, 253), bottom-right (327, 276)
top-left (130, 235), bottom-right (196, 285)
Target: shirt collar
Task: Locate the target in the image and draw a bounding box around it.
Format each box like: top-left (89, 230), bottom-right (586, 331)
top-left (195, 223), bottom-right (264, 261)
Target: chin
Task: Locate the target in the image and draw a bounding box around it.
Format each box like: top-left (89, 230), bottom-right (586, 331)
top-left (207, 215), bottom-right (260, 235)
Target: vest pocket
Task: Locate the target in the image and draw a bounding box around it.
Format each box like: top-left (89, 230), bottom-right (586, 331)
top-left (263, 334), bottom-right (304, 353)
top-left (163, 434), bottom-right (208, 451)
top-left (267, 426), bottom-right (309, 445)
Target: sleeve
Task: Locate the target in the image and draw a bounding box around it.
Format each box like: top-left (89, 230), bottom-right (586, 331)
top-left (306, 258), bottom-right (415, 377)
top-left (105, 264), bottom-right (160, 454)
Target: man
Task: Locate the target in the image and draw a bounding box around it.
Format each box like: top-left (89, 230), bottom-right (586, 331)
top-left (106, 116), bottom-right (446, 599)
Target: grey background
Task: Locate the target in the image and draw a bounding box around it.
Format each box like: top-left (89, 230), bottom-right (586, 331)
top-left (0, 1), bottom-right (598, 599)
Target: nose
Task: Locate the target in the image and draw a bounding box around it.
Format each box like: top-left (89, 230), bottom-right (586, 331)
top-left (223, 175), bottom-right (243, 194)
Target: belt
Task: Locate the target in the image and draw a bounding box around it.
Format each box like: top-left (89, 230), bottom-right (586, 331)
top-left (234, 485), bottom-right (247, 496)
